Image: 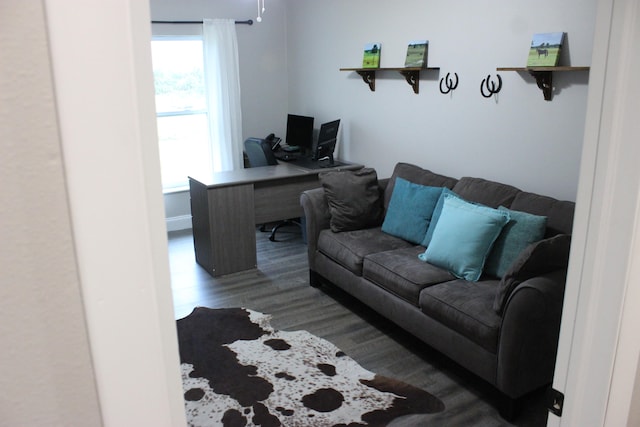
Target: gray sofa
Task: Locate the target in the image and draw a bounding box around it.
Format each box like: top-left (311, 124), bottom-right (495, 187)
top-left (300, 162), bottom-right (574, 416)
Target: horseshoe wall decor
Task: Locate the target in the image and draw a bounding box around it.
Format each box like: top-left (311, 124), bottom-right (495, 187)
top-left (439, 72), bottom-right (459, 94)
top-left (480, 74), bottom-right (502, 98)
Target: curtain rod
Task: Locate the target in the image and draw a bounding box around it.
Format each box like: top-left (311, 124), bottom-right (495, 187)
top-left (151, 19), bottom-right (253, 25)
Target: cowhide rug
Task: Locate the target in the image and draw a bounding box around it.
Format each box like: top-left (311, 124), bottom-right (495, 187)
top-left (177, 307), bottom-right (444, 426)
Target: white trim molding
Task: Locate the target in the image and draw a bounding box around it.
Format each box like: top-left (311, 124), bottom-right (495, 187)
top-left (166, 215), bottom-right (193, 232)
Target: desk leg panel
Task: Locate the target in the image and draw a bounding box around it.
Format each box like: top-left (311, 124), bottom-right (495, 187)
top-left (207, 184), bottom-right (257, 276)
top-left (189, 179), bottom-right (214, 273)
top-left (190, 179), bottom-right (257, 277)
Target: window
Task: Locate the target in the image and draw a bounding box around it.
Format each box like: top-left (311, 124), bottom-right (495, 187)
top-left (151, 38), bottom-right (213, 191)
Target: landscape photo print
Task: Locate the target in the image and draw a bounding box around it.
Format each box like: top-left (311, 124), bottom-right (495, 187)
top-left (527, 32), bottom-right (564, 67)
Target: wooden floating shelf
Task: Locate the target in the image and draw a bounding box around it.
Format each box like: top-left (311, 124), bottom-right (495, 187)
top-left (340, 67), bottom-right (440, 94)
top-left (497, 66), bottom-right (590, 101)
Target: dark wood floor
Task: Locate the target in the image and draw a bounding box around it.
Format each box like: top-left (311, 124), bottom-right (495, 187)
top-left (168, 225), bottom-right (549, 426)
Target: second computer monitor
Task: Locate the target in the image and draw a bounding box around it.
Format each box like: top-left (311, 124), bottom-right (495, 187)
top-left (285, 114), bottom-right (314, 152)
top-left (313, 119), bottom-right (340, 164)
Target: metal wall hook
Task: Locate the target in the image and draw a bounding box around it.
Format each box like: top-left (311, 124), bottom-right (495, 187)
top-left (439, 72), bottom-right (459, 94)
top-left (480, 74), bottom-right (502, 98)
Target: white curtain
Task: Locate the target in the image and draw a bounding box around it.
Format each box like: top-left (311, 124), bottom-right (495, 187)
top-left (203, 19), bottom-right (244, 172)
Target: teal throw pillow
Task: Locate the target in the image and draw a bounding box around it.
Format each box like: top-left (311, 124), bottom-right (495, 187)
top-left (484, 207), bottom-right (547, 278)
top-left (419, 195), bottom-right (510, 281)
top-left (381, 178), bottom-right (443, 244)
top-left (421, 188), bottom-right (459, 247)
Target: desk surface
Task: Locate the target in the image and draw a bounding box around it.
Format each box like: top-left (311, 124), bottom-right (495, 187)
top-left (189, 159), bottom-right (362, 188)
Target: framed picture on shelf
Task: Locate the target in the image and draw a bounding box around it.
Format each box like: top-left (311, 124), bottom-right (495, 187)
top-left (404, 40), bottom-right (429, 68)
top-left (362, 43), bottom-right (381, 68)
top-left (527, 32), bottom-right (565, 67)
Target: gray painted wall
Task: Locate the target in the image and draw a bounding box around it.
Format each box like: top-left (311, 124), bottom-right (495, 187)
top-left (286, 0), bottom-right (595, 201)
top-left (154, 0), bottom-right (595, 225)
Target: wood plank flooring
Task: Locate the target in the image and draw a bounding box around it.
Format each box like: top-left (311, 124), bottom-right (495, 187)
top-left (168, 226), bottom-right (549, 426)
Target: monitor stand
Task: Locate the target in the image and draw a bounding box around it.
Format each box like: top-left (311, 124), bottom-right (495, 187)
top-left (319, 154), bottom-right (334, 167)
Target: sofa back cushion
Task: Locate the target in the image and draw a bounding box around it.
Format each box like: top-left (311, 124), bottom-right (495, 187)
top-left (384, 163), bottom-right (457, 210)
top-left (509, 192), bottom-right (575, 236)
top-left (452, 177), bottom-right (521, 208)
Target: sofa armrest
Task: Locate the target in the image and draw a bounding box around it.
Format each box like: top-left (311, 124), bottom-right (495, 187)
top-left (300, 188), bottom-right (332, 271)
top-left (496, 269), bottom-right (567, 398)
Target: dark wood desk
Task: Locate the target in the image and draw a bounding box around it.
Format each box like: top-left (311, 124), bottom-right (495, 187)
top-left (189, 160), bottom-right (362, 277)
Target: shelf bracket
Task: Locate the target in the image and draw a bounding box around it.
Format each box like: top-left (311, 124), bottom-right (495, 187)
top-left (399, 69), bottom-right (420, 94)
top-left (529, 70), bottom-right (553, 101)
top-left (356, 70), bottom-right (376, 91)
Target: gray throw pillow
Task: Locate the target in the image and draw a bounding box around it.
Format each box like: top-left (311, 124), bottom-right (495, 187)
top-left (319, 168), bottom-right (383, 232)
top-left (493, 234), bottom-right (571, 315)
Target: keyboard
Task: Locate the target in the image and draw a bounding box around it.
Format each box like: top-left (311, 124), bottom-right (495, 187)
top-left (274, 152), bottom-right (298, 162)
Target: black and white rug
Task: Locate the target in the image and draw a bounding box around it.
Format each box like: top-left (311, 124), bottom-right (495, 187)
top-left (177, 307), bottom-right (444, 426)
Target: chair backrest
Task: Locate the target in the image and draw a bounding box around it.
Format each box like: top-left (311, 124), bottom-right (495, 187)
top-left (244, 138), bottom-right (278, 167)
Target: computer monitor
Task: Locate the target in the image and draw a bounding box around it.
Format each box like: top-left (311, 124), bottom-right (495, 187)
top-left (285, 114), bottom-right (314, 153)
top-left (313, 119), bottom-right (340, 165)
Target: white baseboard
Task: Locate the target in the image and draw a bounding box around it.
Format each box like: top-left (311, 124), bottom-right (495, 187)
top-left (166, 215), bottom-right (192, 232)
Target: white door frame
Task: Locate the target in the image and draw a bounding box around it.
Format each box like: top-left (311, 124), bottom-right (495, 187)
top-left (44, 0), bottom-right (186, 425)
top-left (549, 0), bottom-right (640, 425)
top-left (44, 0), bottom-right (640, 425)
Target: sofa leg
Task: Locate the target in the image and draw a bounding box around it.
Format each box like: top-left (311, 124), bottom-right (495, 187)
top-left (309, 270), bottom-right (322, 288)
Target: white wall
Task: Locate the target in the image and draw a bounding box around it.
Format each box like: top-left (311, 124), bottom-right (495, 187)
top-left (286, 0), bottom-right (596, 201)
top-left (0, 2), bottom-right (102, 425)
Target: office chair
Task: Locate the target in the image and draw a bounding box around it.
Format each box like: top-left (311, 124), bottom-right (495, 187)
top-left (244, 137), bottom-right (278, 167)
top-left (243, 138), bottom-right (302, 241)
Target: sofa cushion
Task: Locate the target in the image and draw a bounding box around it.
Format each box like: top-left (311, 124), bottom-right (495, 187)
top-left (381, 177), bottom-right (443, 244)
top-left (419, 279), bottom-right (502, 353)
top-left (509, 191), bottom-right (575, 237)
top-left (383, 163), bottom-right (457, 210)
top-left (319, 168), bottom-right (384, 232)
top-left (484, 207), bottom-right (547, 278)
top-left (317, 228), bottom-right (412, 276)
top-left (493, 234), bottom-right (572, 314)
top-left (452, 177), bottom-right (521, 208)
top-left (363, 246), bottom-right (454, 306)
top-left (420, 195), bottom-right (510, 281)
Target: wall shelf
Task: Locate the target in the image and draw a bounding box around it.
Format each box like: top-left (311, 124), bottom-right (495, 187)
top-left (340, 67), bottom-right (440, 94)
top-left (497, 66), bottom-right (590, 101)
